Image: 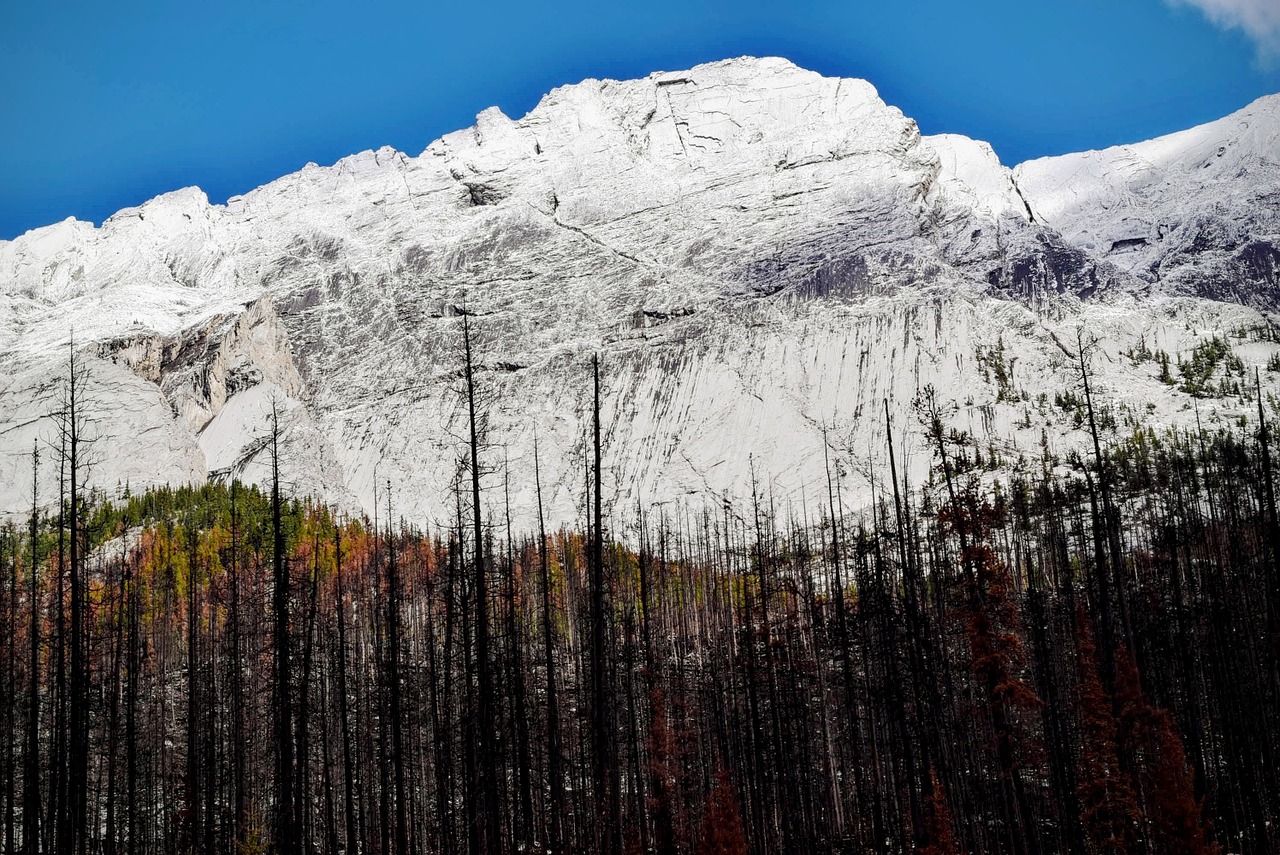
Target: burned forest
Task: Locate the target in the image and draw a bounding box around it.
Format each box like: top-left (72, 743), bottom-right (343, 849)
top-left (1, 330), bottom-right (1278, 855)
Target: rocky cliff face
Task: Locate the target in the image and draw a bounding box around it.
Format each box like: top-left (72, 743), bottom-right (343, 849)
top-left (1, 57), bottom-right (1277, 529)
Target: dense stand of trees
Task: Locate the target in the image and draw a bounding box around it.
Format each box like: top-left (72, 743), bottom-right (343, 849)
top-left (1, 341), bottom-right (1279, 854)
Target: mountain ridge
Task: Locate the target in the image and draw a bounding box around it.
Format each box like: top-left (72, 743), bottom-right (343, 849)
top-left (1, 56), bottom-right (1277, 529)
top-left (8, 57), bottom-right (1277, 246)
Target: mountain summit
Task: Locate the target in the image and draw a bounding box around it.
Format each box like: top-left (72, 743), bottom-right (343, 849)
top-left (1, 57), bottom-right (1277, 527)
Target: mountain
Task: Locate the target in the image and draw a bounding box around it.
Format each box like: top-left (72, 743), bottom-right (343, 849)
top-left (1, 57), bottom-right (1277, 529)
top-left (1015, 94), bottom-right (1280, 307)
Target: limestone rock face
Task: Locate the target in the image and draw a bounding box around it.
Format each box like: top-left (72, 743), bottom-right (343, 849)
top-left (1, 58), bottom-right (1277, 529)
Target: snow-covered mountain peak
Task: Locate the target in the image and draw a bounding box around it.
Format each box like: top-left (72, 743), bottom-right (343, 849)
top-left (523, 55), bottom-right (879, 131)
top-left (1013, 93), bottom-right (1280, 223)
top-left (1, 59), bottom-right (1278, 529)
top-left (923, 133), bottom-right (1028, 222)
top-left (102, 185), bottom-right (215, 226)
top-left (1012, 93), bottom-right (1280, 304)
top-left (426, 56), bottom-right (914, 205)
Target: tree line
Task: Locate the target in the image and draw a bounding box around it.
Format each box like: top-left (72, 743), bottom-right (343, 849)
top-left (0, 328), bottom-right (1277, 854)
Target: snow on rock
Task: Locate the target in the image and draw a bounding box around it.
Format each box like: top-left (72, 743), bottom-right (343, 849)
top-left (1, 57), bottom-right (1278, 529)
top-left (924, 133), bottom-right (1028, 222)
top-left (1014, 93), bottom-right (1280, 305)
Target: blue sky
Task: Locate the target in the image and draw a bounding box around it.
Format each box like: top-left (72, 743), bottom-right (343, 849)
top-left (2, 0), bottom-right (1278, 240)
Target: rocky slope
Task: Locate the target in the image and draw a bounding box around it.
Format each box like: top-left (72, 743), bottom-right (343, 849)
top-left (1015, 94), bottom-right (1280, 307)
top-left (1, 57), bottom-right (1277, 530)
